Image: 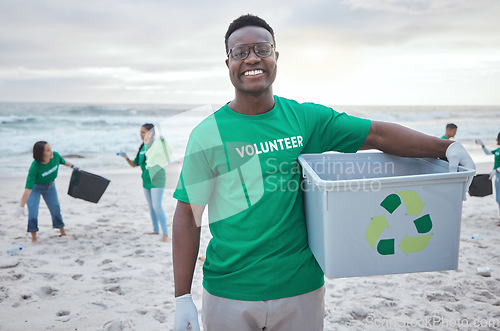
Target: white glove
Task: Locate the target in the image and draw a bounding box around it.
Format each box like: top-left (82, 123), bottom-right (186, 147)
top-left (445, 142), bottom-right (475, 172)
top-left (446, 142), bottom-right (475, 200)
top-left (475, 138), bottom-right (484, 146)
top-left (13, 206), bottom-right (25, 219)
top-left (174, 294), bottom-right (200, 331)
top-left (490, 169), bottom-right (498, 181)
top-left (118, 152), bottom-right (128, 159)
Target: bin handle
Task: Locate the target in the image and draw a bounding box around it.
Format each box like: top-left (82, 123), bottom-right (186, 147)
top-left (300, 167), bottom-right (312, 184)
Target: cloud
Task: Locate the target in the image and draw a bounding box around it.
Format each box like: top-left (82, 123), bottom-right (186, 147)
top-left (0, 0), bottom-right (499, 104)
top-left (341, 0), bottom-right (487, 15)
top-left (281, 0), bottom-right (500, 47)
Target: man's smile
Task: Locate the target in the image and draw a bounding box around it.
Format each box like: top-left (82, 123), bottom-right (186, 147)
top-left (243, 69), bottom-right (264, 77)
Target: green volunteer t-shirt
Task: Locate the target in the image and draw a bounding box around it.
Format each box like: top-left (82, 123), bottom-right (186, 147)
top-left (134, 144), bottom-right (166, 189)
top-left (492, 148), bottom-right (500, 170)
top-left (25, 151), bottom-right (66, 189)
top-left (174, 96), bottom-right (371, 301)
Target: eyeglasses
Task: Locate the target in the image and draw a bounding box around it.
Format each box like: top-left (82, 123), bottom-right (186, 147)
top-left (227, 42), bottom-right (275, 60)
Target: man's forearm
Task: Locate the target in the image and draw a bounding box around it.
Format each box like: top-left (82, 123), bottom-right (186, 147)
top-left (172, 200), bottom-right (201, 297)
top-left (361, 120), bottom-right (453, 158)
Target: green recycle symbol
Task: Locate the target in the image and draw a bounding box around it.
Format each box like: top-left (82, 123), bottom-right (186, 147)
top-left (365, 190), bottom-right (433, 256)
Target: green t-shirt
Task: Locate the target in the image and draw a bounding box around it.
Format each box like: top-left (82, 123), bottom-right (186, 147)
top-left (133, 144), bottom-right (166, 189)
top-left (492, 148), bottom-right (500, 170)
top-left (174, 96), bottom-right (371, 301)
top-left (441, 135), bottom-right (448, 139)
top-left (25, 152), bottom-right (66, 189)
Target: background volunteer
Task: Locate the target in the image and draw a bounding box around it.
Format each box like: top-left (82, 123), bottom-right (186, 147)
top-left (14, 141), bottom-right (75, 244)
top-left (120, 123), bottom-right (168, 242)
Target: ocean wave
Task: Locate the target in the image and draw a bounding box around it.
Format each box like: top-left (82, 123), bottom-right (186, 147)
top-left (1, 102), bottom-right (498, 177)
top-left (0, 115), bottom-right (37, 124)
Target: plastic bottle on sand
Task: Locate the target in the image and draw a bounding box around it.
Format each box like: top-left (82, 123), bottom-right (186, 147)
top-left (6, 247), bottom-right (22, 254)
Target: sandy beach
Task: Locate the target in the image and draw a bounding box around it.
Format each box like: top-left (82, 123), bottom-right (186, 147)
top-left (1, 162), bottom-right (499, 331)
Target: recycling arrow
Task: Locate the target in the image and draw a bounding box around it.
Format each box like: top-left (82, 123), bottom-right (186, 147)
top-left (380, 193), bottom-right (401, 214)
top-left (365, 190), bottom-right (433, 256)
top-left (397, 190), bottom-right (426, 216)
top-left (399, 234), bottom-right (433, 255)
top-left (365, 216), bottom-right (389, 249)
top-left (377, 239), bottom-right (395, 255)
top-left (413, 214), bottom-right (432, 234)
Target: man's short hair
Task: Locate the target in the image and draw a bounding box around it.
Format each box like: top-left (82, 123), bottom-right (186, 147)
top-left (225, 14), bottom-right (275, 54)
top-left (446, 123), bottom-right (457, 130)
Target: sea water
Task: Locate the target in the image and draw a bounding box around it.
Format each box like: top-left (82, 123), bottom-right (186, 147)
top-left (0, 102), bottom-right (216, 176)
top-left (0, 102), bottom-right (498, 177)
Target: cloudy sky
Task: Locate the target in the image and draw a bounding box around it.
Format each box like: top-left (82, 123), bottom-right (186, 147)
top-left (0, 0), bottom-right (499, 105)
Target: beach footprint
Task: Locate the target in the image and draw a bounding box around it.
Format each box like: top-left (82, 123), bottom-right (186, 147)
top-left (92, 302), bottom-right (108, 310)
top-left (104, 285), bottom-right (124, 296)
top-left (0, 286), bottom-right (8, 304)
top-left (152, 309), bottom-right (167, 323)
top-left (102, 319), bottom-right (135, 331)
top-left (36, 285), bottom-right (58, 298)
top-left (56, 310), bottom-right (71, 322)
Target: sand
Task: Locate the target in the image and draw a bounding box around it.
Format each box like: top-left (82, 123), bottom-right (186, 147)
top-left (0, 164), bottom-right (499, 331)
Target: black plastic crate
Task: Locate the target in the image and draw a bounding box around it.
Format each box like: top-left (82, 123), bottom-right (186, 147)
top-left (468, 174), bottom-right (492, 197)
top-left (68, 169), bottom-right (110, 203)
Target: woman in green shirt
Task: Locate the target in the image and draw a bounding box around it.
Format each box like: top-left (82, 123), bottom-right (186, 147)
top-left (476, 132), bottom-right (500, 214)
top-left (120, 123), bottom-right (168, 242)
top-left (15, 141), bottom-right (75, 243)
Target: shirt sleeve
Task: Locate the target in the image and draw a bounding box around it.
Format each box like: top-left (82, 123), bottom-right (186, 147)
top-left (54, 152), bottom-right (66, 164)
top-left (482, 146), bottom-right (493, 155)
top-left (25, 162), bottom-right (37, 189)
top-left (302, 103), bottom-right (371, 154)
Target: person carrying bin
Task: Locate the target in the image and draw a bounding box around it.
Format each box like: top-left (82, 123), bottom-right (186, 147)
top-left (172, 14), bottom-right (475, 331)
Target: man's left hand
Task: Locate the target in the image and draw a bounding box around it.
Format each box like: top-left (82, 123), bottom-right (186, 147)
top-left (445, 142), bottom-right (475, 172)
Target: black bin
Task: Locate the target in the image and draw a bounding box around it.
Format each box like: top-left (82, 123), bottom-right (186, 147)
top-left (468, 174), bottom-right (492, 197)
top-left (68, 169), bottom-right (111, 203)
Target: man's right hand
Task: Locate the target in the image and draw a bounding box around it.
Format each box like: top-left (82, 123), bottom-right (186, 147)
top-left (174, 294), bottom-right (200, 331)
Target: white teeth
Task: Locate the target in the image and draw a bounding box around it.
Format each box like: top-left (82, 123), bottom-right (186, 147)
top-left (244, 70), bottom-right (263, 76)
